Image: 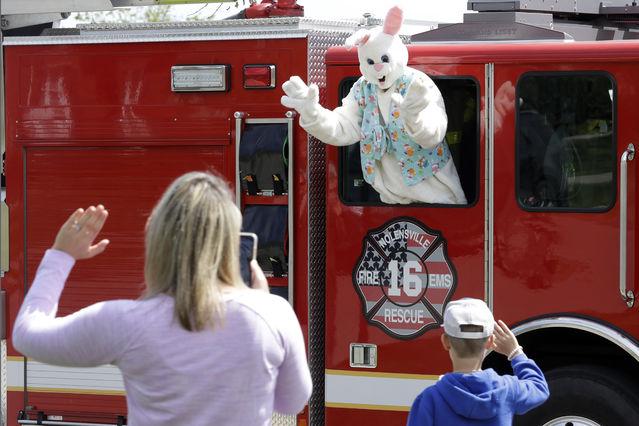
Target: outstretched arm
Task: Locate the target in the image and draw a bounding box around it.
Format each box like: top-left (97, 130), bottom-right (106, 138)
top-left (12, 206), bottom-right (129, 367)
top-left (281, 76), bottom-right (362, 146)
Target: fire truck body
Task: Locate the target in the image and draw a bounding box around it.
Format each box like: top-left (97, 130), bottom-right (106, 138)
top-left (2, 1), bottom-right (639, 425)
top-left (305, 4), bottom-right (639, 422)
top-left (0, 16), bottom-right (359, 425)
top-left (323, 40), bottom-right (639, 424)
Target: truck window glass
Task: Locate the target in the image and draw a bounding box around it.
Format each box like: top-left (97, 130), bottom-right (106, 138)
top-left (517, 72), bottom-right (615, 211)
top-left (338, 77), bottom-right (479, 206)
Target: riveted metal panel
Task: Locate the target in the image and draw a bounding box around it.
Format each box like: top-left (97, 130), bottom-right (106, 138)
top-left (306, 132), bottom-right (326, 426)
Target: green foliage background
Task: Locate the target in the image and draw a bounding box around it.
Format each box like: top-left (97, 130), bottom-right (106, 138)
top-left (73, 1), bottom-right (255, 24)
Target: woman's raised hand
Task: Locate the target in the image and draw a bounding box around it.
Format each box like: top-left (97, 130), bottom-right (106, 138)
top-left (52, 205), bottom-right (110, 260)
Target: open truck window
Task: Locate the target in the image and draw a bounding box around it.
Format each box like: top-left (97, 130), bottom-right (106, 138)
top-left (338, 77), bottom-right (479, 206)
top-left (516, 72), bottom-right (616, 211)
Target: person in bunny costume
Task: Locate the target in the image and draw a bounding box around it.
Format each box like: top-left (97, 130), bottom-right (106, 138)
top-left (281, 6), bottom-right (466, 204)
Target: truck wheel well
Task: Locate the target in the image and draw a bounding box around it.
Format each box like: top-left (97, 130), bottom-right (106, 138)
top-left (483, 326), bottom-right (639, 377)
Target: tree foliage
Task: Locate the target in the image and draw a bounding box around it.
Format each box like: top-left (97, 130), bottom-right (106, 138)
top-left (75, 6), bottom-right (173, 24)
top-left (73, 2), bottom-right (255, 24)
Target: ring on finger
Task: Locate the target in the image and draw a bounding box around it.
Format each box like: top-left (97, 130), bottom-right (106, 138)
top-left (71, 220), bottom-right (81, 231)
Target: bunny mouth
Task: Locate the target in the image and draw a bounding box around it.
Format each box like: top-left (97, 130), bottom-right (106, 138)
top-left (378, 76), bottom-right (386, 84)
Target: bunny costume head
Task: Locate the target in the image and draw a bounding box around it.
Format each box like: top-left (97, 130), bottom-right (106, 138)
top-left (346, 6), bottom-right (408, 91)
top-left (280, 5), bottom-right (467, 204)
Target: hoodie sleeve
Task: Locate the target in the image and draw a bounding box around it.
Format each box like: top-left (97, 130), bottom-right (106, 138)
top-left (406, 392), bottom-right (434, 426)
top-left (509, 353), bottom-right (550, 414)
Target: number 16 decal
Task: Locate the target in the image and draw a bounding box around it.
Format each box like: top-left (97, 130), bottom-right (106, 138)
top-left (352, 217), bottom-right (458, 340)
top-left (388, 260), bottom-right (425, 297)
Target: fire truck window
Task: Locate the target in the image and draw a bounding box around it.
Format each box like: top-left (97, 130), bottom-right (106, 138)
top-left (517, 73), bottom-right (615, 211)
top-left (338, 77), bottom-right (479, 205)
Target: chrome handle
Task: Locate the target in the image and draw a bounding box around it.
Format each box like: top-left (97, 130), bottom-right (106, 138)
top-left (620, 143), bottom-right (635, 307)
top-left (1, 290), bottom-right (5, 339)
top-left (285, 111), bottom-right (295, 307)
top-left (234, 111), bottom-right (246, 207)
top-left (1, 200), bottom-right (8, 275)
top-left (1, 31), bottom-right (8, 276)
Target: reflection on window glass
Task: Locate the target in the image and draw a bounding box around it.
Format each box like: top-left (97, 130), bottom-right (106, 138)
top-left (517, 73), bottom-right (615, 210)
top-left (339, 77), bottom-right (479, 205)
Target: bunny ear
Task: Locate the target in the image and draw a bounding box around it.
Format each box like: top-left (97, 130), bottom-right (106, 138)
top-left (383, 6), bottom-right (404, 36)
top-left (345, 29), bottom-right (371, 49)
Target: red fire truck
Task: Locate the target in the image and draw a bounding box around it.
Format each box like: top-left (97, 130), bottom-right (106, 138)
top-left (2, 0), bottom-right (639, 425)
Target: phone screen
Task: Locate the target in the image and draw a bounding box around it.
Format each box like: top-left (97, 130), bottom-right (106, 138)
top-left (239, 232), bottom-right (258, 286)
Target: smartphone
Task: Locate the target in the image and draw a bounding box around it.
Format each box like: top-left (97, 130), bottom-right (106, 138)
top-left (239, 232), bottom-right (258, 286)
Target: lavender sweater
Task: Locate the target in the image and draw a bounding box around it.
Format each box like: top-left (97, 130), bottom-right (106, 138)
top-left (13, 249), bottom-right (312, 426)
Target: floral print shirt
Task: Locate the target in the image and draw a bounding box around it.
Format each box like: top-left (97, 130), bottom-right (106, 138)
top-left (353, 73), bottom-right (451, 186)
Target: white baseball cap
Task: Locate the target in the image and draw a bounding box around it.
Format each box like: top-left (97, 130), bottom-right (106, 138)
top-left (443, 298), bottom-right (494, 338)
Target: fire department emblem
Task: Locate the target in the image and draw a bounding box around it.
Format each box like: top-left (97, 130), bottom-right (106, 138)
top-left (353, 217), bottom-right (457, 339)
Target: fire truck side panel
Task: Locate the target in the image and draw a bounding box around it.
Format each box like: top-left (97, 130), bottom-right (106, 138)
top-left (3, 37), bottom-right (309, 424)
top-left (323, 41), bottom-right (639, 424)
top-left (492, 60), bottom-right (639, 336)
top-left (323, 61), bottom-right (486, 424)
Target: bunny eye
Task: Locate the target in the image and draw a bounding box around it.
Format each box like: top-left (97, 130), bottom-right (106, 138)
top-left (366, 58), bottom-right (374, 65)
top-left (381, 54), bottom-right (390, 63)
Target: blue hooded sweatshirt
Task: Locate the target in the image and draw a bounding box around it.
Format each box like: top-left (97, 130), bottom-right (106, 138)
top-left (407, 354), bottom-right (549, 426)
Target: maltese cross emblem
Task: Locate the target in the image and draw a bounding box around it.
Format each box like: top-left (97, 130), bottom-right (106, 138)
top-left (353, 217), bottom-right (458, 339)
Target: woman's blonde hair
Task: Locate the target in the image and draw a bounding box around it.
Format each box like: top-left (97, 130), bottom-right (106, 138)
top-left (144, 171), bottom-right (243, 331)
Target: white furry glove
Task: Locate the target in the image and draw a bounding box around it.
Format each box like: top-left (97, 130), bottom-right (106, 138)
top-left (392, 77), bottom-right (446, 148)
top-left (281, 76), bottom-right (320, 120)
top-left (392, 77), bottom-right (429, 129)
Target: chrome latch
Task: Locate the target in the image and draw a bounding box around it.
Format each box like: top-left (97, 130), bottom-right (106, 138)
top-left (349, 343), bottom-right (377, 368)
top-left (625, 290), bottom-right (635, 308)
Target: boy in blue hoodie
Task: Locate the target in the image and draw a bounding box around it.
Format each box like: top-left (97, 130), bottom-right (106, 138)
top-left (407, 298), bottom-right (549, 425)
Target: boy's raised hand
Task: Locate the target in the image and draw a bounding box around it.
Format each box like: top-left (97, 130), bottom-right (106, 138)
top-left (492, 320), bottom-right (520, 357)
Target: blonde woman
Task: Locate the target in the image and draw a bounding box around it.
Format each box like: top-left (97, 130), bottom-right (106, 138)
top-left (12, 171), bottom-right (312, 426)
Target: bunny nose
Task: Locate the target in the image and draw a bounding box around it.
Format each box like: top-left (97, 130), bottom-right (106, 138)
top-left (374, 63), bottom-right (384, 72)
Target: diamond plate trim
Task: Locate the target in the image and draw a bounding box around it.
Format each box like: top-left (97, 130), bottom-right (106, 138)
top-left (3, 17), bottom-right (373, 46)
top-left (271, 412), bottom-right (296, 426)
top-left (308, 30), bottom-right (351, 92)
top-left (307, 134), bottom-right (326, 426)
top-left (76, 17), bottom-right (375, 32)
top-left (78, 17), bottom-right (304, 31)
top-left (306, 28), bottom-right (353, 426)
